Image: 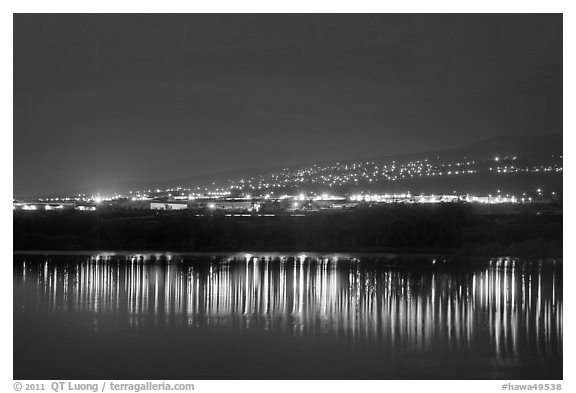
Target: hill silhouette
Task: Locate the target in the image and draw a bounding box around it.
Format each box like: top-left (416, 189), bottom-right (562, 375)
top-left (36, 133), bottom-right (562, 198)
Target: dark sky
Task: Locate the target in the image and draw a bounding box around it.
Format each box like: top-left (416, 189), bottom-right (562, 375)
top-left (14, 14), bottom-right (562, 197)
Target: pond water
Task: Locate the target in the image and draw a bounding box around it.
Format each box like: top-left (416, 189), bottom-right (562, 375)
top-left (13, 253), bottom-right (562, 379)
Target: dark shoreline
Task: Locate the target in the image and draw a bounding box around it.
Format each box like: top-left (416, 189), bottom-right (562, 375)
top-left (13, 204), bottom-right (562, 258)
top-left (12, 249), bottom-right (563, 260)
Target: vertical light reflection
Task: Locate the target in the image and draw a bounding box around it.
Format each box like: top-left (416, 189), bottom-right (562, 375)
top-left (15, 256), bottom-right (562, 358)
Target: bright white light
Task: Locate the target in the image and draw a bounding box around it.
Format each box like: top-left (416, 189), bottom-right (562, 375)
top-left (495, 156), bottom-right (500, 161)
top-left (208, 203), bottom-right (216, 209)
top-left (94, 196), bottom-right (102, 204)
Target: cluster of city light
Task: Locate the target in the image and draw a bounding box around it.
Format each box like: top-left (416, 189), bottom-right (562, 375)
top-left (14, 186), bottom-right (556, 212)
top-left (40, 194), bottom-right (90, 203)
top-left (349, 193), bottom-right (519, 204)
top-left (14, 153), bottom-right (562, 209)
top-left (219, 154), bottom-right (562, 193)
top-left (55, 154), bottom-right (560, 202)
top-left (14, 202), bottom-right (96, 211)
top-left (489, 165), bottom-right (562, 174)
top-left (350, 193), bottom-right (411, 202)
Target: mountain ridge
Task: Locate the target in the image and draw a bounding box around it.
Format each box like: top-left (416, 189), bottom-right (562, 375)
top-left (29, 133), bottom-right (562, 198)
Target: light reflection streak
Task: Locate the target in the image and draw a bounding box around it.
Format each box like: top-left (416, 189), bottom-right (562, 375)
top-left (15, 257), bottom-right (562, 358)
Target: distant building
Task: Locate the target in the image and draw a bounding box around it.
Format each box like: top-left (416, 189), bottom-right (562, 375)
top-left (439, 195), bottom-right (460, 203)
top-left (414, 195), bottom-right (443, 203)
top-left (13, 201), bottom-right (75, 210)
top-left (197, 200), bottom-right (254, 211)
top-left (150, 202), bottom-right (188, 210)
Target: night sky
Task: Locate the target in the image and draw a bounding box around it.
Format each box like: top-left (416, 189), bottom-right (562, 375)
top-left (14, 14), bottom-right (562, 197)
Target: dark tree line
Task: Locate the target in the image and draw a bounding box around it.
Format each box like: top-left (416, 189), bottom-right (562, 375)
top-left (13, 204), bottom-right (562, 256)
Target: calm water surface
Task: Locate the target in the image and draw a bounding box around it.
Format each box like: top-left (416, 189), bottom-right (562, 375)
top-left (14, 253), bottom-right (562, 379)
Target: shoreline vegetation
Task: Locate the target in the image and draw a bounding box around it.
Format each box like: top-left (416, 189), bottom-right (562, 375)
top-left (13, 204), bottom-right (562, 258)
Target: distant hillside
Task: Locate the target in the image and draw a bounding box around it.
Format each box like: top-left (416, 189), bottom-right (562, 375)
top-left (39, 134), bottom-right (562, 198)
